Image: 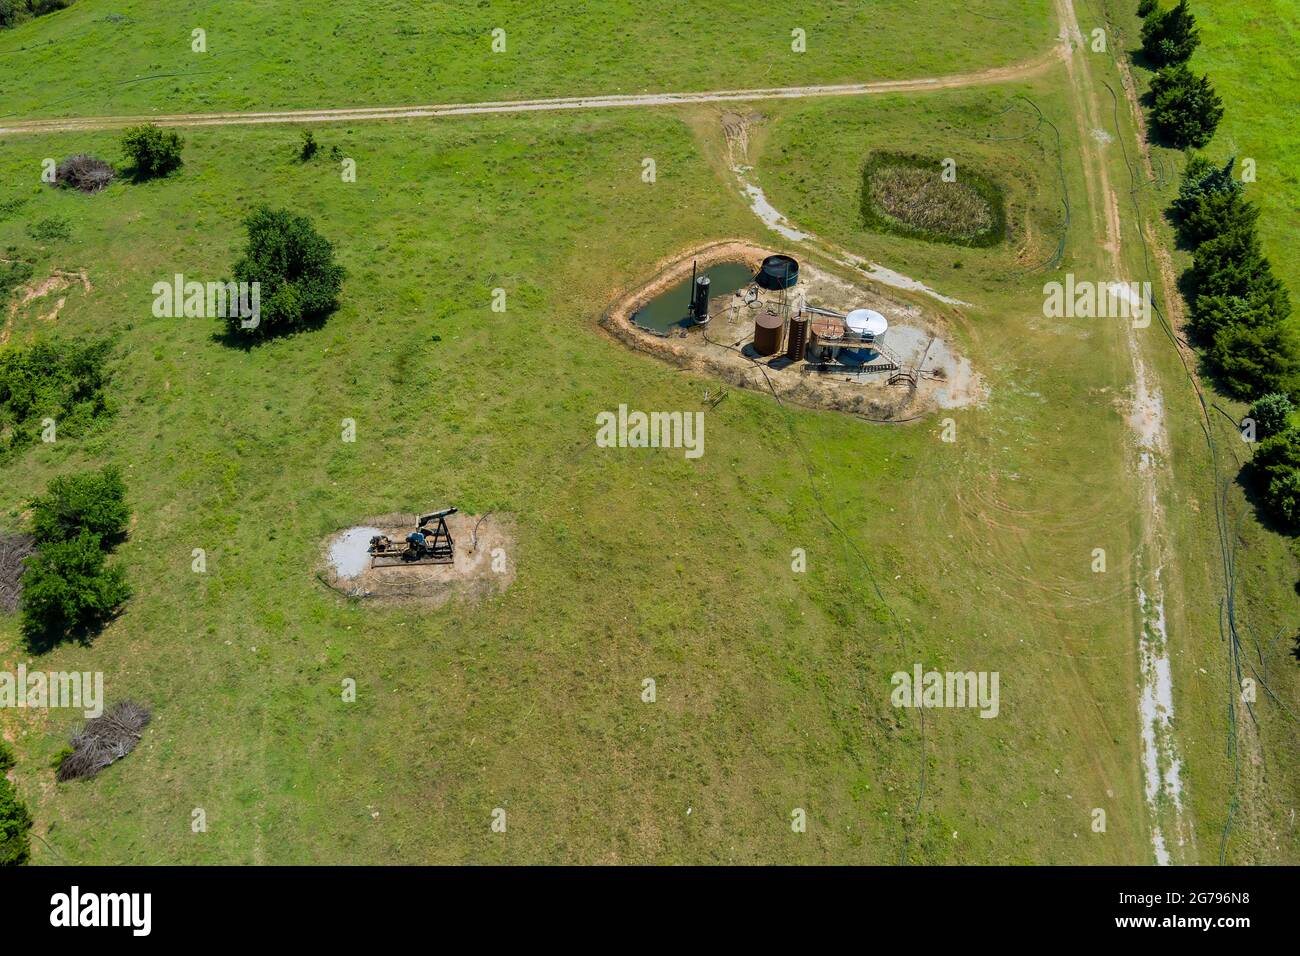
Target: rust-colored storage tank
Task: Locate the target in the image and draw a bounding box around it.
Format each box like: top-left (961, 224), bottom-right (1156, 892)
top-left (810, 315), bottom-right (846, 361)
top-left (753, 310), bottom-right (784, 356)
top-left (785, 315), bottom-right (809, 361)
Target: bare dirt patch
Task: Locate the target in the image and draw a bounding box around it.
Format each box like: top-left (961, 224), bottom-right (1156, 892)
top-left (318, 512), bottom-right (515, 607)
top-left (1, 268), bottom-right (92, 346)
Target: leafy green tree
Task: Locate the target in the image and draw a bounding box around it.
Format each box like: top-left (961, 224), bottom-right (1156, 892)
top-left (229, 206), bottom-right (345, 337)
top-left (0, 741), bottom-right (13, 773)
top-left (1265, 471), bottom-right (1300, 529)
top-left (19, 532), bottom-right (131, 644)
top-left (120, 124), bottom-right (184, 179)
top-left (1150, 64), bottom-right (1223, 148)
top-left (1137, 0), bottom-right (1158, 17)
top-left (1249, 393), bottom-right (1296, 440)
top-left (29, 466), bottom-right (129, 545)
top-left (1254, 428), bottom-right (1300, 529)
top-left (1141, 0), bottom-right (1200, 65)
top-left (0, 777), bottom-right (32, 866)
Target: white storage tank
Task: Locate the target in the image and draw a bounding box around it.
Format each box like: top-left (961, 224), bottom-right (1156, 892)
top-left (845, 308), bottom-right (888, 345)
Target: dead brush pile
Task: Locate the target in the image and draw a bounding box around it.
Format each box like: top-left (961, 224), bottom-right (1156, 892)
top-left (57, 700), bottom-right (151, 782)
top-left (55, 155), bottom-right (115, 193)
top-left (0, 531), bottom-right (36, 613)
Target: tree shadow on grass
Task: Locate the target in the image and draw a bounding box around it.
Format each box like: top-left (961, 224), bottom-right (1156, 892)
top-left (123, 162), bottom-right (183, 186)
top-left (1233, 458), bottom-right (1299, 540)
top-left (20, 606), bottom-right (125, 656)
top-left (210, 304), bottom-right (339, 350)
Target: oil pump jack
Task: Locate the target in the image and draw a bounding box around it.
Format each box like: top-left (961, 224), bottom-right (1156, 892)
top-left (368, 507), bottom-right (457, 567)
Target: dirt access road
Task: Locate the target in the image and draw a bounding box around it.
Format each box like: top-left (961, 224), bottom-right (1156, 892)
top-left (0, 47), bottom-right (1064, 136)
top-left (1052, 0), bottom-right (1194, 864)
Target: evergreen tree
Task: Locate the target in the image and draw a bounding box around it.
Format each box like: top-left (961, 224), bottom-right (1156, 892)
top-left (1141, 0), bottom-right (1200, 65)
top-left (1178, 188), bottom-right (1259, 249)
top-left (1150, 64), bottom-right (1223, 148)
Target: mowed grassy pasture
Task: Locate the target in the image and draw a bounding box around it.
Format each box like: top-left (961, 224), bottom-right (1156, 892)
top-left (1176, 0), bottom-right (1298, 294)
top-left (0, 87), bottom-right (1172, 864)
top-left (1, 0), bottom-right (1052, 118)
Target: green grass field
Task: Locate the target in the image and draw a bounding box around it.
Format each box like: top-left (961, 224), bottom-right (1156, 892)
top-left (0, 0), bottom-right (1296, 865)
top-left (1, 0), bottom-right (1053, 118)
top-left (1184, 0), bottom-right (1299, 294)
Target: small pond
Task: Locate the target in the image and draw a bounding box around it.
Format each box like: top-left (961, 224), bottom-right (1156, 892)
top-left (631, 262), bottom-right (755, 334)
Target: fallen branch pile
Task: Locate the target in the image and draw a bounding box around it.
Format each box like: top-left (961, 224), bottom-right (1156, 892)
top-left (57, 700), bottom-right (152, 782)
top-left (0, 532), bottom-right (36, 614)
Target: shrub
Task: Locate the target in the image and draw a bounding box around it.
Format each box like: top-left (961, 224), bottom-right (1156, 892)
top-left (1254, 428), bottom-right (1300, 530)
top-left (49, 744), bottom-right (73, 772)
top-left (0, 197), bottom-right (27, 223)
top-left (25, 216), bottom-right (71, 242)
top-left (18, 468), bottom-right (132, 648)
top-left (19, 532), bottom-right (130, 644)
top-left (0, 258), bottom-right (33, 297)
top-left (120, 124), bottom-right (184, 179)
top-left (28, 466), bottom-right (129, 545)
top-left (299, 130), bottom-right (319, 162)
top-left (1189, 229), bottom-right (1286, 310)
top-left (0, 337), bottom-right (114, 458)
top-left (0, 1), bottom-right (17, 28)
top-left (1136, 0), bottom-right (1158, 16)
top-left (54, 154), bottom-right (115, 193)
top-left (1190, 294), bottom-right (1273, 343)
top-left (1249, 393), bottom-right (1296, 440)
top-left (1141, 0), bottom-right (1200, 66)
top-left (1149, 64), bottom-right (1223, 149)
top-left (0, 740), bottom-right (13, 772)
top-left (228, 205), bottom-right (345, 337)
top-left (0, 777), bottom-right (32, 866)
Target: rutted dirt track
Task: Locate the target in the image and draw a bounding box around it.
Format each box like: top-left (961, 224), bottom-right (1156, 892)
top-left (0, 48), bottom-right (1064, 136)
top-left (1054, 0), bottom-right (1192, 863)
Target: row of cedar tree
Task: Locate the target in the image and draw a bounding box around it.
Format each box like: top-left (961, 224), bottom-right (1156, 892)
top-left (0, 121), bottom-right (348, 864)
top-left (1137, 1), bottom-right (1300, 530)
